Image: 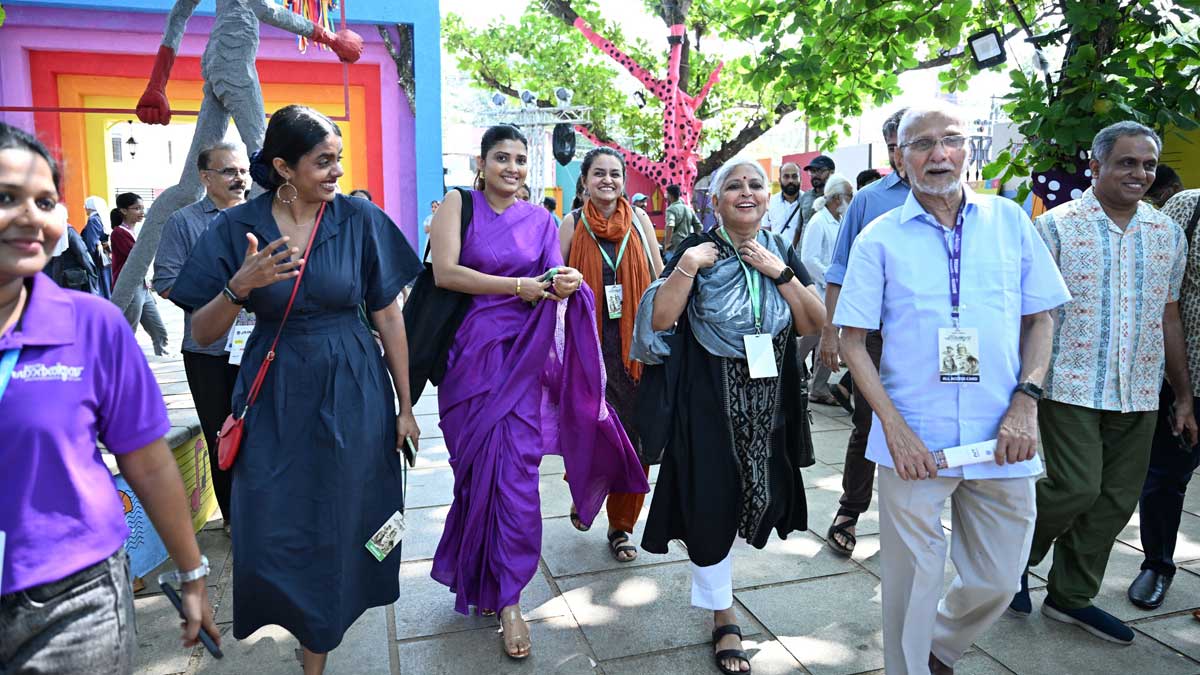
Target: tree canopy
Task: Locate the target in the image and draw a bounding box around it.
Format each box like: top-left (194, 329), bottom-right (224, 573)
top-left (444, 0), bottom-right (1200, 185)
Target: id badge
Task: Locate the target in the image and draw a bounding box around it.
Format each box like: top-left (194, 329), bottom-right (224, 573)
top-left (743, 333), bottom-right (779, 379)
top-left (938, 327), bottom-right (980, 383)
top-left (226, 312), bottom-right (256, 366)
top-left (365, 511), bottom-right (406, 562)
top-left (604, 284), bottom-right (624, 319)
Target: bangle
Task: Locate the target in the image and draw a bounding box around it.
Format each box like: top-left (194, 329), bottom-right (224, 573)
top-left (516, 278), bottom-right (522, 295)
top-left (676, 267), bottom-right (696, 279)
top-left (157, 554), bottom-right (209, 586)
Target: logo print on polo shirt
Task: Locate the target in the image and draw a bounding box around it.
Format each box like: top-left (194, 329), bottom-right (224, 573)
top-left (11, 363), bottom-right (85, 382)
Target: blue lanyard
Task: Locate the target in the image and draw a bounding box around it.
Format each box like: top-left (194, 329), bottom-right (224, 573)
top-left (937, 198), bottom-right (968, 327)
top-left (0, 348), bottom-right (20, 405)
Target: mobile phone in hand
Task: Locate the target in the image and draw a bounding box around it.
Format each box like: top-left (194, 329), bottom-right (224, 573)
top-left (401, 436), bottom-right (417, 468)
top-left (539, 268), bottom-right (559, 283)
top-left (160, 582), bottom-right (223, 659)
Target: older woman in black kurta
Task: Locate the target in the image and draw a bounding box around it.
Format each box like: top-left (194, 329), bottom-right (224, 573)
top-left (632, 159), bottom-right (825, 675)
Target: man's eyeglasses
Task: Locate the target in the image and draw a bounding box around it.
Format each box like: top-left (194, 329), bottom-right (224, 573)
top-left (204, 167), bottom-right (250, 179)
top-left (899, 135), bottom-right (967, 153)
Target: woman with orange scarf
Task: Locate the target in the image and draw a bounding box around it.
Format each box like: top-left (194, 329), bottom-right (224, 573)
top-left (559, 147), bottom-right (664, 562)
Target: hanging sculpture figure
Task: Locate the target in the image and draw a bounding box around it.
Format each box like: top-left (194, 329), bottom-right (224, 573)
top-left (110, 0), bottom-right (363, 324)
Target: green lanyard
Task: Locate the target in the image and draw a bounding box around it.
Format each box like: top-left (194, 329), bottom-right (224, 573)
top-left (580, 212), bottom-right (633, 274)
top-left (717, 227), bottom-right (763, 331)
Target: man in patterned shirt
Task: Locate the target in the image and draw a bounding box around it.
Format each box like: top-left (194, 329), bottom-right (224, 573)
top-left (1012, 122), bottom-right (1198, 644)
top-left (1129, 187), bottom-right (1200, 610)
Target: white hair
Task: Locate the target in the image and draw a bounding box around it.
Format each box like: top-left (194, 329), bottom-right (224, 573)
top-left (897, 102), bottom-right (968, 146)
top-left (823, 173), bottom-right (854, 199)
top-left (710, 157), bottom-right (768, 197)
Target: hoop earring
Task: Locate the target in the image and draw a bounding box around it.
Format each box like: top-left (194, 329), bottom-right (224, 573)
top-left (276, 179), bottom-right (298, 204)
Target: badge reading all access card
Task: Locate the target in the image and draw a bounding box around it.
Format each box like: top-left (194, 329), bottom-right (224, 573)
top-left (938, 327), bottom-right (980, 383)
top-left (604, 284), bottom-right (624, 319)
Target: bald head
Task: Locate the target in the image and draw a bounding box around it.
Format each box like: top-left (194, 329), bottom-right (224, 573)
top-left (779, 162), bottom-right (801, 197)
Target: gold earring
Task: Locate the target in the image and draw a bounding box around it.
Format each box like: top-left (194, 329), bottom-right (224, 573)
top-left (276, 179), bottom-right (298, 204)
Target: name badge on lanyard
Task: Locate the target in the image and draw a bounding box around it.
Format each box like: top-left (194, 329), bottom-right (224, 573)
top-left (718, 227), bottom-right (779, 379)
top-left (581, 212), bottom-right (633, 320)
top-left (224, 311), bottom-right (256, 366)
top-left (937, 201), bottom-right (980, 384)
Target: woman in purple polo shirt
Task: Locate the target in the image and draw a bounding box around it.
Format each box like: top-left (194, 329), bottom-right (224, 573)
top-left (0, 122), bottom-right (219, 673)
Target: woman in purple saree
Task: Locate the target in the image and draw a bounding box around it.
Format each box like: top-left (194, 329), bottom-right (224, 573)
top-left (427, 125), bottom-right (648, 659)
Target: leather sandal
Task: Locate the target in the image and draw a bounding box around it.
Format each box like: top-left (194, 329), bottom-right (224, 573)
top-left (498, 606), bottom-right (531, 659)
top-left (711, 623), bottom-right (751, 674)
top-left (607, 530), bottom-right (638, 562)
top-left (569, 507), bottom-right (590, 532)
top-left (827, 508), bottom-right (859, 557)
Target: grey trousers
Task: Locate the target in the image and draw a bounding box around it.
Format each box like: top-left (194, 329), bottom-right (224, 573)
top-left (878, 468), bottom-right (1036, 674)
top-left (797, 334), bottom-right (833, 398)
top-left (0, 550), bottom-right (136, 674)
top-left (129, 284), bottom-right (168, 356)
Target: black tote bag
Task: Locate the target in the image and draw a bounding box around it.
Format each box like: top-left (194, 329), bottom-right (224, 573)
top-left (403, 188), bottom-right (473, 404)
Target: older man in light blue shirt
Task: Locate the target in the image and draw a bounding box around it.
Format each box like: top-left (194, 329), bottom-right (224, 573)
top-left (834, 104), bottom-right (1071, 675)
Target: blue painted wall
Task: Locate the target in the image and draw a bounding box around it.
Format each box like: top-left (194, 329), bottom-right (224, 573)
top-left (6, 0), bottom-right (444, 233)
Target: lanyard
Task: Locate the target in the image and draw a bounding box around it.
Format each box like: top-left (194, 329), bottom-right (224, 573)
top-left (0, 348), bottom-right (20, 405)
top-left (717, 227), bottom-right (764, 331)
top-left (580, 212), bottom-right (633, 274)
top-left (937, 198), bottom-right (968, 327)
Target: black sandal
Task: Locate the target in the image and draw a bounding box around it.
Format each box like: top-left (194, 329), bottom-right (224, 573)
top-left (569, 507), bottom-right (590, 532)
top-left (830, 381), bottom-right (854, 414)
top-left (827, 507), bottom-right (859, 557)
top-left (607, 530), bottom-right (638, 562)
top-left (711, 623), bottom-right (751, 674)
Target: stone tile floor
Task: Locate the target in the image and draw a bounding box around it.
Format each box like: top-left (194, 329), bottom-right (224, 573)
top-left (131, 301), bottom-right (1200, 674)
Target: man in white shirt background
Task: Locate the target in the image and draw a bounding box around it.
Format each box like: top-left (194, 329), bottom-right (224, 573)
top-left (765, 162), bottom-right (804, 246)
top-left (799, 174), bottom-right (854, 406)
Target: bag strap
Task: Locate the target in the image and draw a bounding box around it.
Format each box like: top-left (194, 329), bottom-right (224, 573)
top-left (422, 188), bottom-right (473, 260)
top-left (238, 201), bottom-right (326, 417)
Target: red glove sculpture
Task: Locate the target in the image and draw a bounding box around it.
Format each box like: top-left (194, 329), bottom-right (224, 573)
top-left (310, 24), bottom-right (364, 64)
top-left (136, 45), bottom-right (176, 125)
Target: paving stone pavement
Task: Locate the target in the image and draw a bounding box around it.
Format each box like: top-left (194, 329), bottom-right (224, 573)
top-left (130, 301), bottom-right (1200, 674)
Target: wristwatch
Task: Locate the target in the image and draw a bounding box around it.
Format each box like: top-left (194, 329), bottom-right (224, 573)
top-left (158, 555), bottom-right (210, 586)
top-left (773, 267), bottom-right (796, 286)
top-left (1013, 381), bottom-right (1043, 401)
top-left (222, 283), bottom-right (248, 306)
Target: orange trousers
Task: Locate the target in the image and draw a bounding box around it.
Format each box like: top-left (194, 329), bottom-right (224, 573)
top-left (564, 463), bottom-right (651, 533)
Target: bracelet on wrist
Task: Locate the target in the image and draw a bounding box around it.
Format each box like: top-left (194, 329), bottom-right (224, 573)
top-left (157, 554), bottom-right (209, 587)
top-left (516, 277), bottom-right (522, 295)
top-left (676, 267), bottom-right (696, 279)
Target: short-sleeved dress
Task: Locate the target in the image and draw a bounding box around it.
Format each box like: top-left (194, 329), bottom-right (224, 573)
top-left (168, 193), bottom-right (422, 651)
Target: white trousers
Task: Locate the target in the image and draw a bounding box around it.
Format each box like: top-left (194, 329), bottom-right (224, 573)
top-left (877, 467), bottom-right (1036, 675)
top-left (691, 553), bottom-right (733, 610)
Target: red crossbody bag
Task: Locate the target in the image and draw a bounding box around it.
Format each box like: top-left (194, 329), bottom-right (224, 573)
top-left (216, 202), bottom-right (326, 470)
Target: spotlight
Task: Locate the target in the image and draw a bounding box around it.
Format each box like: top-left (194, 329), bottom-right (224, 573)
top-left (555, 87), bottom-right (573, 105)
top-left (967, 28), bottom-right (1006, 69)
top-left (519, 89), bottom-right (537, 106)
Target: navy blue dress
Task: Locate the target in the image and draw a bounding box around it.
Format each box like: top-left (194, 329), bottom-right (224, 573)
top-left (169, 193), bottom-right (422, 651)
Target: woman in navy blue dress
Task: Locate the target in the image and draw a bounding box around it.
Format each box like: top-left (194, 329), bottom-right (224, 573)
top-left (168, 105), bottom-right (422, 674)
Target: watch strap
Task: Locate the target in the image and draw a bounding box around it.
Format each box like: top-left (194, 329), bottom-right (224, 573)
top-left (222, 284), bottom-right (247, 305)
top-left (773, 267), bottom-right (795, 286)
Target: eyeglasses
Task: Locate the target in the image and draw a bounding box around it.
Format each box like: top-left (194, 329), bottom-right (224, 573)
top-left (886, 143), bottom-right (898, 152)
top-left (204, 167), bottom-right (250, 179)
top-left (899, 135), bottom-right (967, 153)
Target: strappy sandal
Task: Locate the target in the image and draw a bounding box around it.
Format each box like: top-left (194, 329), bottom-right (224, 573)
top-left (607, 530), bottom-right (638, 562)
top-left (827, 508), bottom-right (859, 557)
top-left (569, 507), bottom-right (590, 532)
top-left (711, 623), bottom-right (751, 674)
top-left (498, 606), bottom-right (531, 659)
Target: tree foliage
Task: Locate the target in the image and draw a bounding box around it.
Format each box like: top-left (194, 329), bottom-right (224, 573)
top-left (445, 0), bottom-right (1200, 185)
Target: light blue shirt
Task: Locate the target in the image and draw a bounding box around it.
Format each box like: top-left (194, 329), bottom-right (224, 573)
top-left (825, 171), bottom-right (909, 286)
top-left (833, 187), bottom-right (1071, 479)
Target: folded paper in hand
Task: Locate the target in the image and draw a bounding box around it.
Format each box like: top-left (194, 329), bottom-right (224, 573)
top-left (930, 439), bottom-right (996, 470)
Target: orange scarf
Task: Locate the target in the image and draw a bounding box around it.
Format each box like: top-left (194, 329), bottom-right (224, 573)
top-left (569, 197), bottom-right (652, 381)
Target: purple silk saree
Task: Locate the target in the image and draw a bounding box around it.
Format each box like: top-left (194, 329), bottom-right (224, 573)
top-left (431, 192), bottom-right (649, 614)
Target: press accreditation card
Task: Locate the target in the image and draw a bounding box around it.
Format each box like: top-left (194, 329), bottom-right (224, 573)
top-left (224, 311), bottom-right (256, 366)
top-left (365, 511), bottom-right (406, 562)
top-left (744, 334), bottom-right (778, 379)
top-left (930, 439), bottom-right (997, 470)
top-left (604, 284), bottom-right (624, 319)
top-left (938, 327), bottom-right (980, 383)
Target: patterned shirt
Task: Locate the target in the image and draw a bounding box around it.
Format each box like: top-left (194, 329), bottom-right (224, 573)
top-left (1164, 190), bottom-right (1200, 397)
top-left (1036, 187), bottom-right (1188, 412)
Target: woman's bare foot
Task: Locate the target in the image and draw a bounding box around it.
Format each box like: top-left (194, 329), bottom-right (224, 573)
top-left (499, 605), bottom-right (531, 659)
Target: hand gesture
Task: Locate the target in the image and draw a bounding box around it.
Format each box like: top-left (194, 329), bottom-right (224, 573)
top-left (516, 276), bottom-right (553, 303)
top-left (883, 418), bottom-right (938, 480)
top-left (819, 325), bottom-right (841, 372)
top-left (179, 580), bottom-right (220, 650)
top-left (228, 234), bottom-right (303, 297)
top-left (550, 267), bottom-right (584, 299)
top-left (679, 242), bottom-right (719, 275)
top-left (136, 86), bottom-right (172, 125)
top-left (737, 238), bottom-right (786, 278)
top-left (995, 396), bottom-right (1038, 465)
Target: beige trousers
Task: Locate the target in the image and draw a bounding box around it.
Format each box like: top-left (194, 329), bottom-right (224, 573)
top-left (877, 467), bottom-right (1036, 674)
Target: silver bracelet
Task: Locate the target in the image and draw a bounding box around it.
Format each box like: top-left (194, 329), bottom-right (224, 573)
top-left (675, 267), bottom-right (696, 279)
top-left (157, 555), bottom-right (209, 586)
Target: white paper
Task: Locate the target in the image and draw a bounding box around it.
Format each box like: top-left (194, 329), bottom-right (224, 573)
top-left (743, 333), bottom-right (779, 379)
top-left (931, 439), bottom-right (997, 470)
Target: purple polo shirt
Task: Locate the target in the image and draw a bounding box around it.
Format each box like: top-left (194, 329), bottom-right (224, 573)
top-left (0, 273), bottom-right (170, 595)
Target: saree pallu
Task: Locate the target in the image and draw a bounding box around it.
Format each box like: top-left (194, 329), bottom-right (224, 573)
top-left (431, 192), bottom-right (649, 614)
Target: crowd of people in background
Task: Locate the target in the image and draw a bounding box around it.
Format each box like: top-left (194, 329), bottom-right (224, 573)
top-left (5, 93), bottom-right (1200, 675)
